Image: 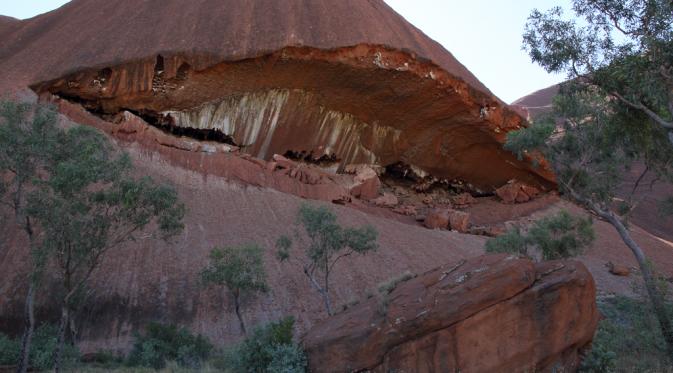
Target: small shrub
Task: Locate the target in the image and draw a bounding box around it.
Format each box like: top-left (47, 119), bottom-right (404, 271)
top-left (485, 210), bottom-right (594, 261)
top-left (220, 316), bottom-right (307, 373)
top-left (0, 325), bottom-right (78, 370)
top-left (528, 210), bottom-right (594, 260)
top-left (339, 297), bottom-right (361, 313)
top-left (484, 228), bottom-right (527, 256)
top-left (0, 333), bottom-right (19, 365)
top-left (30, 324), bottom-right (79, 371)
top-left (126, 323), bottom-right (212, 369)
top-left (266, 344), bottom-right (307, 373)
top-left (580, 296), bottom-right (673, 372)
top-left (377, 271), bottom-right (416, 296)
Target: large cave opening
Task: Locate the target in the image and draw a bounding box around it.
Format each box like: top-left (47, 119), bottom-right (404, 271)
top-left (34, 47), bottom-right (555, 192)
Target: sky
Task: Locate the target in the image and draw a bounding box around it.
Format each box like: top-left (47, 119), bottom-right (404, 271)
top-left (0, 0), bottom-right (571, 103)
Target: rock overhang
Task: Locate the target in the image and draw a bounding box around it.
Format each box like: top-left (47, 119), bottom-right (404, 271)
top-left (30, 44), bottom-right (555, 192)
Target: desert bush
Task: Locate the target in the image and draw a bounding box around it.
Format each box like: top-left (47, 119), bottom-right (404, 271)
top-left (580, 296), bottom-right (673, 372)
top-left (126, 323), bottom-right (212, 369)
top-left (0, 333), bottom-right (19, 365)
top-left (0, 325), bottom-right (79, 370)
top-left (200, 244), bottom-right (268, 336)
top-left (485, 210), bottom-right (594, 261)
top-left (216, 316), bottom-right (307, 373)
top-left (377, 271), bottom-right (416, 296)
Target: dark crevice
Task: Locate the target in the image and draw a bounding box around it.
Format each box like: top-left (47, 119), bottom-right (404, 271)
top-left (98, 68), bottom-right (112, 82)
top-left (56, 93), bottom-right (107, 115)
top-left (383, 161), bottom-right (491, 196)
top-left (154, 55), bottom-right (165, 74)
top-left (177, 63), bottom-right (190, 80)
top-left (54, 93), bottom-right (240, 147)
top-left (123, 109), bottom-right (239, 146)
top-left (284, 149), bottom-right (340, 166)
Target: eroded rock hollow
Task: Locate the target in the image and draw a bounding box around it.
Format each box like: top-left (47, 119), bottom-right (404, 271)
top-left (33, 46), bottom-right (554, 192)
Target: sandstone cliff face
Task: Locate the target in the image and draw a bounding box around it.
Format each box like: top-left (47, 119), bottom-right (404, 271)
top-left (304, 255), bottom-right (598, 373)
top-left (0, 0), bottom-right (554, 191)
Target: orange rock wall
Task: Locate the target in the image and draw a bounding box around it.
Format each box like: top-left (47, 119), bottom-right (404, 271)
top-left (304, 255), bottom-right (598, 373)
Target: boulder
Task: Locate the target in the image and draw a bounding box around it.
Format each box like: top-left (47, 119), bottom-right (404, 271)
top-left (424, 209), bottom-right (450, 229)
top-left (452, 192), bottom-right (476, 207)
top-left (469, 225), bottom-right (507, 237)
top-left (448, 209), bottom-right (470, 233)
top-left (272, 154), bottom-right (297, 170)
top-left (496, 180), bottom-right (541, 204)
top-left (349, 165), bottom-right (382, 200)
top-left (303, 255), bottom-right (599, 373)
top-left (607, 262), bottom-right (631, 277)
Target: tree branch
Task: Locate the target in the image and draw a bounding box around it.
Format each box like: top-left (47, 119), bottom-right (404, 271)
top-left (329, 250), bottom-right (354, 273)
top-left (611, 92), bottom-right (673, 129)
top-left (629, 165), bottom-right (649, 203)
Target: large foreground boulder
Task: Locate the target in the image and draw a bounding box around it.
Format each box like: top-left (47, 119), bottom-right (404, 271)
top-left (303, 255), bottom-right (598, 373)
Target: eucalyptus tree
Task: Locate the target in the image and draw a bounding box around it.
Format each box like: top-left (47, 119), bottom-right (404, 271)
top-left (200, 244), bottom-right (268, 335)
top-left (0, 101), bottom-right (60, 373)
top-left (512, 0), bottom-right (673, 356)
top-left (276, 204), bottom-right (378, 316)
top-left (20, 113), bottom-right (185, 372)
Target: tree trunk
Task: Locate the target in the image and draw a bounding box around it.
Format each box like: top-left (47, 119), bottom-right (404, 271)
top-left (321, 291), bottom-right (333, 316)
top-left (16, 283), bottom-right (35, 373)
top-left (53, 304), bottom-right (69, 373)
top-left (233, 292), bottom-right (246, 336)
top-left (604, 211), bottom-right (673, 358)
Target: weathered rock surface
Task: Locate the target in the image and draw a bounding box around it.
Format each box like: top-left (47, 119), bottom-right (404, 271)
top-left (448, 209), bottom-right (471, 233)
top-left (607, 262), bottom-right (631, 277)
top-left (496, 180), bottom-right (541, 204)
top-left (424, 209), bottom-right (451, 229)
top-left (0, 15), bottom-right (18, 38)
top-left (1, 0), bottom-right (554, 191)
top-left (303, 255), bottom-right (598, 373)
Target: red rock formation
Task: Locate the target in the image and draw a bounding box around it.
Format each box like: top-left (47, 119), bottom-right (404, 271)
top-left (511, 84), bottom-right (560, 121)
top-left (424, 209), bottom-right (451, 229)
top-left (0, 15), bottom-right (18, 38)
top-left (496, 179), bottom-right (541, 204)
top-left (303, 255), bottom-right (598, 373)
top-left (448, 209), bottom-right (471, 233)
top-left (0, 0), bottom-right (555, 191)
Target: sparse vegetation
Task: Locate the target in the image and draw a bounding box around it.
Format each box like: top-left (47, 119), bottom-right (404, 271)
top-left (0, 101), bottom-right (61, 373)
top-left (0, 332), bottom-right (19, 365)
top-left (519, 0), bottom-right (673, 355)
top-left (0, 324), bottom-right (78, 371)
top-left (485, 210), bottom-right (595, 261)
top-left (581, 296), bottom-right (673, 373)
top-left (373, 271), bottom-right (417, 317)
top-left (276, 204), bottom-right (378, 316)
top-left (377, 271), bottom-right (416, 295)
top-left (214, 317), bottom-right (307, 373)
top-left (200, 244), bottom-right (268, 335)
top-left (126, 323), bottom-right (213, 370)
top-left (0, 101), bottom-right (186, 372)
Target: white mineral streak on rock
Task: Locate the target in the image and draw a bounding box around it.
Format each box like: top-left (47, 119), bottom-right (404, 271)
top-left (165, 89), bottom-right (401, 167)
